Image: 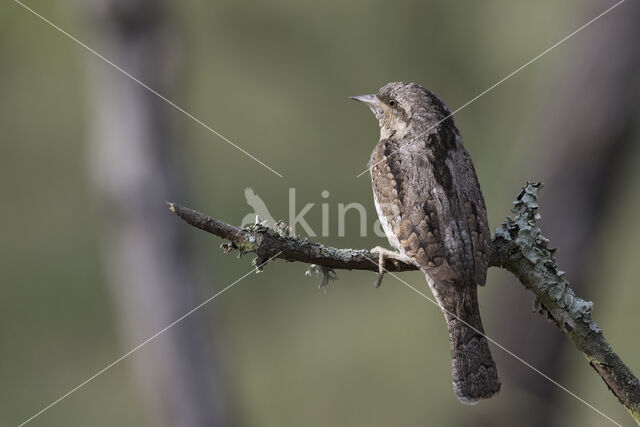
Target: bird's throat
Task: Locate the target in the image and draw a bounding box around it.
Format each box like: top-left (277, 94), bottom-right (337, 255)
top-left (379, 117), bottom-right (409, 141)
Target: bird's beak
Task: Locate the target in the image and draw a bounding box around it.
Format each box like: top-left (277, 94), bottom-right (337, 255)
top-left (350, 94), bottom-right (382, 118)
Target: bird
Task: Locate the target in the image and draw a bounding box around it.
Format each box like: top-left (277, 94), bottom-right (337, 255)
top-left (351, 82), bottom-right (500, 404)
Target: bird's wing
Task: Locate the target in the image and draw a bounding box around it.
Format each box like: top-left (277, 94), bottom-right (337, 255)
top-left (450, 146), bottom-right (491, 286)
top-left (371, 132), bottom-right (484, 285)
top-left (371, 138), bottom-right (447, 274)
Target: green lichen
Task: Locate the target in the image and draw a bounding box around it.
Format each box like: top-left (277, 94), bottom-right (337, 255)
top-left (236, 234), bottom-right (258, 255)
top-left (495, 182), bottom-right (598, 332)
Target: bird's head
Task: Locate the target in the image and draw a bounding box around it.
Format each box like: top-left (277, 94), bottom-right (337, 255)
top-left (350, 82), bottom-right (454, 140)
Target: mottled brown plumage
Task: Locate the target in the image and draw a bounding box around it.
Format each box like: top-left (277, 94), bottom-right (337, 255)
top-left (352, 82), bottom-right (500, 404)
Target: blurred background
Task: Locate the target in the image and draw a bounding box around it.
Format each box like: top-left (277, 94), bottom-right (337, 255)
top-left (1, 0), bottom-right (639, 426)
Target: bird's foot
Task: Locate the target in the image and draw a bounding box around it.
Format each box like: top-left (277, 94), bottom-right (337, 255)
top-left (370, 246), bottom-right (412, 288)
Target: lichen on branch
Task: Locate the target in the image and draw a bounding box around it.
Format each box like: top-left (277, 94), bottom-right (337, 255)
top-left (493, 183), bottom-right (598, 330)
top-left (492, 183), bottom-right (640, 423)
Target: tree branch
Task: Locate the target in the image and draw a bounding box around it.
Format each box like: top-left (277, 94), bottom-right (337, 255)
top-left (492, 183), bottom-right (640, 424)
top-left (167, 182), bottom-right (640, 424)
top-left (166, 202), bottom-right (418, 273)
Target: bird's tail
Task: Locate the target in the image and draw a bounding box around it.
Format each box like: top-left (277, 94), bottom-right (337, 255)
top-left (425, 274), bottom-right (500, 404)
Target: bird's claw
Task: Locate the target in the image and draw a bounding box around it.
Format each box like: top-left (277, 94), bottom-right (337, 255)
top-left (371, 246), bottom-right (388, 288)
top-left (370, 246), bottom-right (414, 288)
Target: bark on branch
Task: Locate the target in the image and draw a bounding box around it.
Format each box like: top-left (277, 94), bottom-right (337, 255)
top-left (167, 182), bottom-right (640, 424)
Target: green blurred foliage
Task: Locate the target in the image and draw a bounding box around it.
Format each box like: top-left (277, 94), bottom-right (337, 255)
top-left (1, 0), bottom-right (638, 426)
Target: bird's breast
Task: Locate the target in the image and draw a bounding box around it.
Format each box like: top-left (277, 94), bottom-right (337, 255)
top-left (373, 189), bottom-right (402, 251)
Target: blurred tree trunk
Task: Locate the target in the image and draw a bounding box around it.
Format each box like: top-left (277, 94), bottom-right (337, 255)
top-left (478, 2), bottom-right (640, 426)
top-left (84, 1), bottom-right (227, 425)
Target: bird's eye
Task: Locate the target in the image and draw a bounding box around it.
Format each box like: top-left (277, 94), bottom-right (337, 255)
top-left (388, 99), bottom-right (396, 107)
